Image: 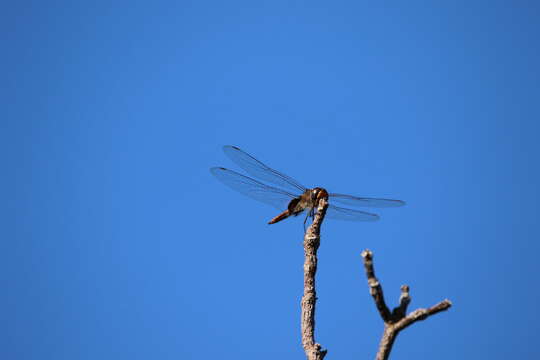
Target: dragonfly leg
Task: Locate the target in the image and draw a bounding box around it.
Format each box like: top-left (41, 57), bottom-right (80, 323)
top-left (303, 211), bottom-right (311, 232)
top-left (303, 208), bottom-right (316, 231)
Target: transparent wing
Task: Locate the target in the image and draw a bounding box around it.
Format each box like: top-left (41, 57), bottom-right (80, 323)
top-left (210, 167), bottom-right (297, 210)
top-left (326, 204), bottom-right (380, 222)
top-left (222, 145), bottom-right (307, 193)
top-left (329, 193), bottom-right (405, 208)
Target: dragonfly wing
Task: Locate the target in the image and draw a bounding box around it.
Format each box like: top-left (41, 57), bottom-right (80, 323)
top-left (223, 145), bottom-right (307, 193)
top-left (326, 204), bottom-right (380, 222)
top-left (329, 193), bottom-right (405, 208)
top-left (210, 167), bottom-right (297, 210)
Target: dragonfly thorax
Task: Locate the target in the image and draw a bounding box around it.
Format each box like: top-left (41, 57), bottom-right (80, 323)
top-left (296, 187), bottom-right (329, 210)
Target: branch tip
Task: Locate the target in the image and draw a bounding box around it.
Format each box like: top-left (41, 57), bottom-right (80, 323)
top-left (361, 249), bottom-right (373, 259)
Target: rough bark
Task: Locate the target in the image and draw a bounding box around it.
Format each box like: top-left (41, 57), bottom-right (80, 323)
top-left (361, 250), bottom-right (452, 360)
top-left (301, 198), bottom-right (329, 360)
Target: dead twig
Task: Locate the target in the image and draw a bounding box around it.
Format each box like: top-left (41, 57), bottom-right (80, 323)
top-left (361, 250), bottom-right (452, 360)
top-left (301, 197), bottom-right (329, 360)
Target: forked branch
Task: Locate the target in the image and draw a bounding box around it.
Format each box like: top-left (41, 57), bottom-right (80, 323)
top-left (361, 250), bottom-right (452, 360)
top-left (301, 197), bottom-right (329, 360)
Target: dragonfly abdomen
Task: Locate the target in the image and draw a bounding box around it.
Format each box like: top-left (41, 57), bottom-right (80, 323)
top-left (268, 209), bottom-right (291, 224)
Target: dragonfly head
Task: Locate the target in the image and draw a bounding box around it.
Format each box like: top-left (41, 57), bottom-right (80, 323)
top-left (311, 187), bottom-right (329, 204)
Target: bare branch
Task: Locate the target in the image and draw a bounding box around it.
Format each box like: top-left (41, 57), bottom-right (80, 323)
top-left (361, 250), bottom-right (452, 360)
top-left (301, 198), bottom-right (329, 360)
top-left (391, 285), bottom-right (411, 320)
top-left (361, 250), bottom-right (392, 322)
top-left (394, 299), bottom-right (452, 332)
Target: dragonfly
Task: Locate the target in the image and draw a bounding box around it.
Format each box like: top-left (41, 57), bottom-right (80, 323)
top-left (210, 146), bottom-right (405, 226)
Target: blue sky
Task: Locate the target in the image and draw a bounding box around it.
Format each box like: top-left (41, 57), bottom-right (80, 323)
top-left (4, 1), bottom-right (540, 359)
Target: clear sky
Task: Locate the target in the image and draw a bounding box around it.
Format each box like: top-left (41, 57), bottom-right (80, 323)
top-left (4, 1), bottom-right (540, 359)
